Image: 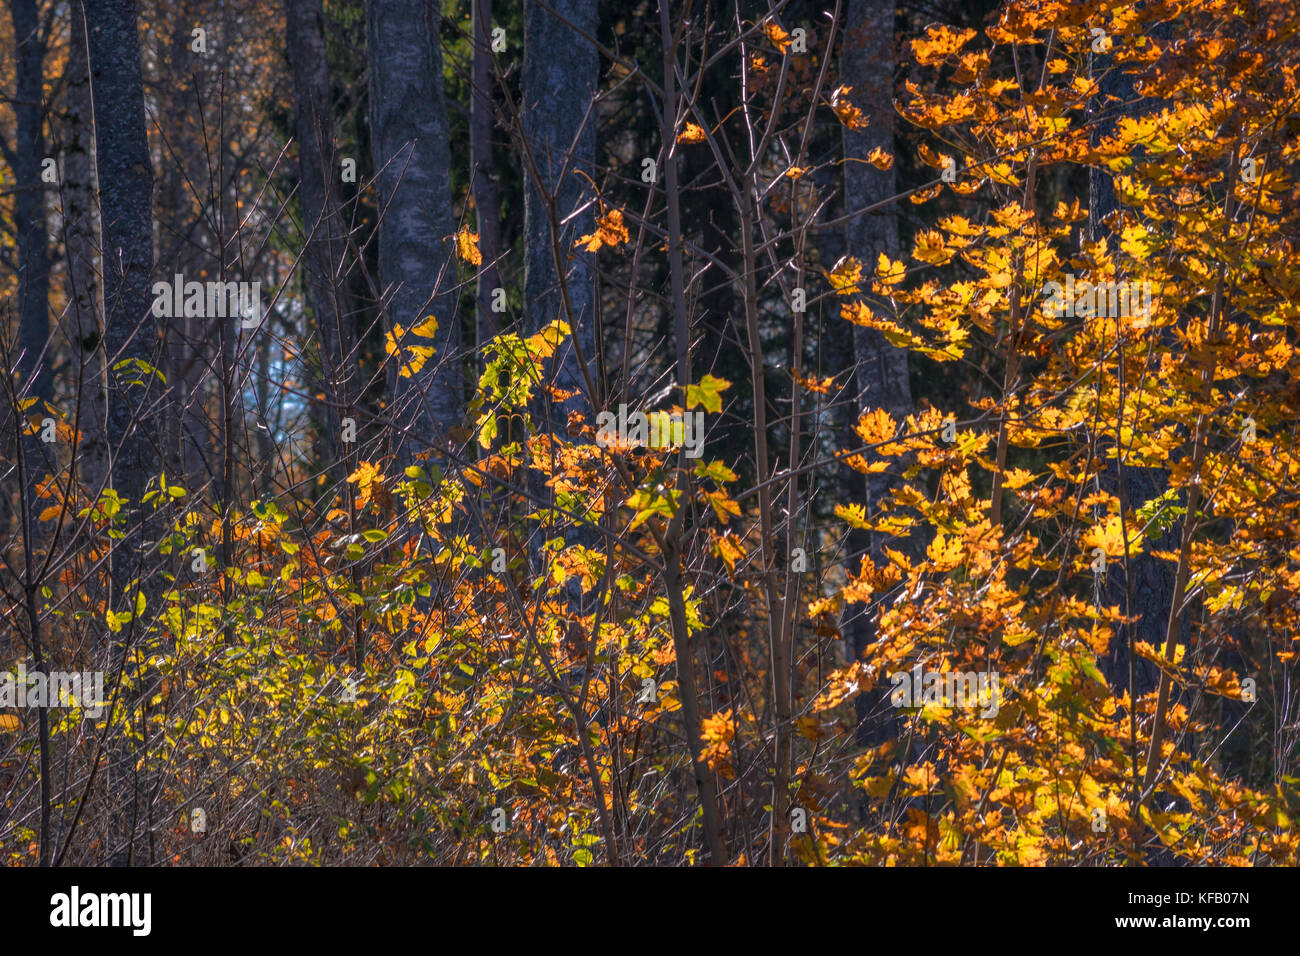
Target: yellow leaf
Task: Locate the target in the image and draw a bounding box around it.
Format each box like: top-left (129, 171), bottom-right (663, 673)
top-left (526, 320), bottom-right (570, 360)
top-left (827, 256), bottom-right (864, 295)
top-left (385, 323), bottom-right (437, 379)
top-left (347, 461), bottom-right (382, 488)
top-left (704, 491), bottom-right (741, 524)
top-left (410, 316), bottom-right (439, 338)
top-left (912, 230), bottom-right (952, 265)
top-left (841, 301), bottom-right (876, 327)
top-left (835, 503), bottom-right (870, 529)
top-left (1081, 514), bottom-right (1143, 558)
top-left (927, 532), bottom-right (964, 571)
top-left (876, 253), bottom-right (907, 286)
top-left (1120, 223), bottom-right (1153, 260)
top-left (1002, 467), bottom-right (1036, 490)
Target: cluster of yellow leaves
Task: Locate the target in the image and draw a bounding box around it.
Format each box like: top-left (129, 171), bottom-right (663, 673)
top-left (699, 709), bottom-right (738, 778)
top-left (384, 316), bottom-right (439, 379)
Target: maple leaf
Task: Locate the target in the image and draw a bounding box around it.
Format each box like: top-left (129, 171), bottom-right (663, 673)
top-left (525, 319), bottom-right (571, 362)
top-left (866, 146), bottom-right (894, 170)
top-left (1081, 514), bottom-right (1143, 558)
top-left (686, 373), bottom-right (731, 413)
top-left (927, 532), bottom-right (964, 571)
top-left (409, 316), bottom-right (439, 338)
top-left (855, 407), bottom-right (897, 445)
top-left (912, 230), bottom-right (953, 265)
top-left (910, 25), bottom-right (977, 66)
top-left (841, 300), bottom-right (876, 327)
top-left (576, 208), bottom-right (630, 252)
top-left (827, 255), bottom-right (864, 294)
top-left (875, 252), bottom-right (907, 285)
top-left (455, 227), bottom-right (482, 265)
top-left (711, 530), bottom-right (746, 574)
top-left (347, 461), bottom-right (382, 488)
top-left (835, 503), bottom-right (871, 529)
top-left (764, 21), bottom-right (791, 53)
top-left (704, 490), bottom-right (741, 524)
top-left (831, 85), bottom-right (868, 130)
top-left (1002, 467), bottom-right (1036, 490)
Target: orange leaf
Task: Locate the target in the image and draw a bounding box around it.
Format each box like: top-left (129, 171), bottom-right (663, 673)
top-left (577, 208), bottom-right (630, 252)
top-left (455, 227), bottom-right (482, 265)
top-left (677, 122), bottom-right (706, 144)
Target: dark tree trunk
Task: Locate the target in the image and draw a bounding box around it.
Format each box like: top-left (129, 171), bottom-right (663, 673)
top-left (8, 0), bottom-right (52, 407)
top-left (85, 0), bottom-right (159, 866)
top-left (471, 0), bottom-right (502, 352)
top-left (159, 0), bottom-right (210, 489)
top-left (839, 0), bottom-right (913, 746)
top-left (287, 0), bottom-right (360, 479)
top-left (367, 0), bottom-right (460, 463)
top-left (522, 0), bottom-right (597, 418)
top-left (4, 0), bottom-right (50, 542)
top-left (62, 0), bottom-right (108, 494)
top-left (1090, 28), bottom-right (1172, 699)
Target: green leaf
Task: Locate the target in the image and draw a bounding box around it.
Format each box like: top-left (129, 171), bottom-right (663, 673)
top-left (362, 529), bottom-right (389, 543)
top-left (694, 459), bottom-right (738, 484)
top-left (686, 373), bottom-right (730, 413)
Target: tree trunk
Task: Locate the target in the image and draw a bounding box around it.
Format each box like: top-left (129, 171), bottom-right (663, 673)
top-left (62, 0), bottom-right (108, 494)
top-left (86, 0), bottom-right (160, 866)
top-left (159, 0), bottom-right (211, 490)
top-left (8, 0), bottom-right (52, 408)
top-left (4, 0), bottom-right (52, 558)
top-left (1091, 28), bottom-right (1172, 700)
top-left (522, 0), bottom-right (597, 417)
top-left (287, 0), bottom-right (359, 479)
top-left (471, 0), bottom-right (502, 353)
top-left (839, 0), bottom-right (913, 746)
top-left (367, 0), bottom-right (459, 463)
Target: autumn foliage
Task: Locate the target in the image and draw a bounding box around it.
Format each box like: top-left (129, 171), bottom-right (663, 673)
top-left (3, 0), bottom-right (1300, 867)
